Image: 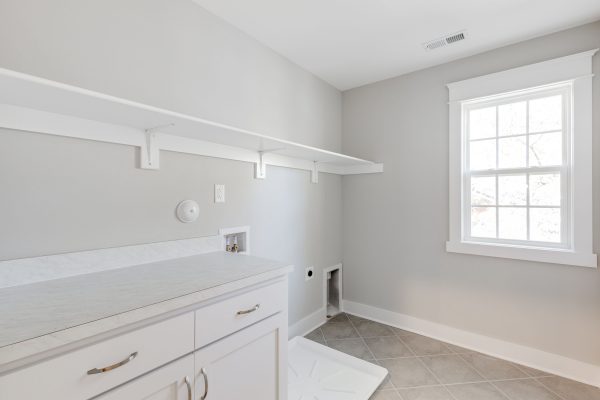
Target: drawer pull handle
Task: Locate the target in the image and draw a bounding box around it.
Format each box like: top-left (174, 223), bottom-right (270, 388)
top-left (200, 368), bottom-right (209, 400)
top-left (236, 304), bottom-right (260, 315)
top-left (86, 351), bottom-right (138, 375)
top-left (184, 376), bottom-right (192, 400)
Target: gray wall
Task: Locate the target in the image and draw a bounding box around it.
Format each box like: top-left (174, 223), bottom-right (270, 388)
top-left (0, 0), bottom-right (342, 325)
top-left (342, 21), bottom-right (600, 365)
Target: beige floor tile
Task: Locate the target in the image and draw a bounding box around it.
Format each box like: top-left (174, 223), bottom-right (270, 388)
top-left (375, 360), bottom-right (395, 390)
top-left (443, 343), bottom-right (474, 354)
top-left (370, 390), bottom-right (402, 400)
top-left (401, 335), bottom-right (453, 356)
top-left (397, 386), bottom-right (453, 400)
top-left (461, 353), bottom-right (528, 380)
top-left (353, 319), bottom-right (396, 337)
top-left (420, 355), bottom-right (484, 384)
top-left (326, 338), bottom-right (374, 360)
top-left (388, 326), bottom-right (415, 337)
top-left (327, 312), bottom-right (350, 323)
top-left (379, 358), bottom-right (438, 388)
top-left (516, 364), bottom-right (554, 378)
top-left (304, 328), bottom-right (325, 343)
top-left (446, 382), bottom-right (508, 400)
top-left (347, 313), bottom-right (369, 322)
top-left (365, 336), bottom-right (413, 358)
top-left (321, 320), bottom-right (359, 340)
top-left (537, 376), bottom-right (600, 400)
top-left (494, 379), bottom-right (561, 400)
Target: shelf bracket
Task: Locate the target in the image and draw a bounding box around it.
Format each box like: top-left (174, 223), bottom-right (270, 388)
top-left (140, 124), bottom-right (173, 170)
top-left (255, 151), bottom-right (266, 179)
top-left (311, 161), bottom-right (319, 184)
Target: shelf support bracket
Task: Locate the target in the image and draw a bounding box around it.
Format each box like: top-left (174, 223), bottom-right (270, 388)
top-left (255, 151), bottom-right (266, 179)
top-left (140, 124), bottom-right (173, 170)
top-left (311, 161), bottom-right (319, 184)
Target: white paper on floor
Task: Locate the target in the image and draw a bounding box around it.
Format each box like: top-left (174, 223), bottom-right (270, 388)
top-left (288, 336), bottom-right (388, 400)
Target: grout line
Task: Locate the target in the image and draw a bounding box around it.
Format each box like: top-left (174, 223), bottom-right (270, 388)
top-left (532, 377), bottom-right (569, 400)
top-left (488, 381), bottom-right (516, 400)
top-left (346, 314), bottom-right (390, 391)
top-left (394, 334), bottom-right (459, 400)
top-left (316, 315), bottom-right (584, 399)
top-left (454, 353), bottom-right (511, 400)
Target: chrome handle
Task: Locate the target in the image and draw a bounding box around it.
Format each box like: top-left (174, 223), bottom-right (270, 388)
top-left (236, 304), bottom-right (260, 316)
top-left (184, 376), bottom-right (192, 400)
top-left (200, 368), bottom-right (208, 400)
top-left (87, 352), bottom-right (138, 375)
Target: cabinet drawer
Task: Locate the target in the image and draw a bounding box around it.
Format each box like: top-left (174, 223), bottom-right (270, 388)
top-left (195, 280), bottom-right (286, 348)
top-left (0, 312), bottom-right (194, 400)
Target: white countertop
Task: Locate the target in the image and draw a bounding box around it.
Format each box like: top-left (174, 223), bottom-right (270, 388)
top-left (0, 251), bottom-right (292, 372)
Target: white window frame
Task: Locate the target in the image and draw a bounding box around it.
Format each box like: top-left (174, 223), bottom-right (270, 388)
top-left (446, 50), bottom-right (597, 268)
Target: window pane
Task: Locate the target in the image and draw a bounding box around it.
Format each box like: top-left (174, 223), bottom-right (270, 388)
top-left (499, 208), bottom-right (527, 240)
top-left (498, 175), bottom-right (527, 205)
top-left (498, 136), bottom-right (526, 168)
top-left (529, 95), bottom-right (562, 133)
top-left (471, 207), bottom-right (496, 238)
top-left (530, 208), bottom-right (561, 242)
top-left (530, 174), bottom-right (561, 206)
top-left (529, 132), bottom-right (562, 167)
top-left (469, 139), bottom-right (496, 170)
top-left (469, 107), bottom-right (496, 139)
top-left (498, 101), bottom-right (526, 136)
top-left (471, 176), bottom-right (496, 205)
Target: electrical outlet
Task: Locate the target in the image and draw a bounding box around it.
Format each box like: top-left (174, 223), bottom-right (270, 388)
top-left (214, 184), bottom-right (225, 203)
top-left (305, 266), bottom-right (314, 281)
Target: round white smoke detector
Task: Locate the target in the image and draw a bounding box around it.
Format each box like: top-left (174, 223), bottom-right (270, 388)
top-left (176, 200), bottom-right (199, 223)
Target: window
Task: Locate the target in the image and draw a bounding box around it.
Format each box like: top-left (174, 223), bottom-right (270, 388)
top-left (464, 84), bottom-right (570, 248)
top-left (446, 50), bottom-right (597, 268)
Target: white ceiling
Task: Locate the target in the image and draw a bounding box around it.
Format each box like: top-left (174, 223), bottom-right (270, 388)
top-left (192, 0), bottom-right (600, 90)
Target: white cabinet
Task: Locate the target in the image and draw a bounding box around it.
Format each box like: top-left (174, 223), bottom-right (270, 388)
top-left (0, 312), bottom-right (194, 400)
top-left (0, 277), bottom-right (289, 400)
top-left (195, 314), bottom-right (287, 400)
top-left (96, 355), bottom-right (194, 400)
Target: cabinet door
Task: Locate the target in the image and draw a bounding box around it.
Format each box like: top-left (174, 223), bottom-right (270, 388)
top-left (195, 313), bottom-right (287, 400)
top-left (96, 355), bottom-right (194, 400)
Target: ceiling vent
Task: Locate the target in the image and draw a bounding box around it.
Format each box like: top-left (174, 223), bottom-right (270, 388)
top-left (423, 30), bottom-right (467, 51)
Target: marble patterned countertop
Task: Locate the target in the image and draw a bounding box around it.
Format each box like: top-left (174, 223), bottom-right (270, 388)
top-left (0, 251), bottom-right (292, 373)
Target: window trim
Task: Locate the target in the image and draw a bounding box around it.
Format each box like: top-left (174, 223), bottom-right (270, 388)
top-left (446, 50), bottom-right (598, 268)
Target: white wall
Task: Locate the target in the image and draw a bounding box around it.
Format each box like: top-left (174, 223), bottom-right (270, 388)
top-left (0, 0), bottom-right (342, 325)
top-left (342, 21), bottom-right (600, 366)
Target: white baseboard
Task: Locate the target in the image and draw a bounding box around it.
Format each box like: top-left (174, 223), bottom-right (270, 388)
top-left (343, 300), bottom-right (600, 388)
top-left (288, 306), bottom-right (327, 339)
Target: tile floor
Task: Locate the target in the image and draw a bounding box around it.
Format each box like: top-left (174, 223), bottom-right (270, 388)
top-left (305, 313), bottom-right (600, 400)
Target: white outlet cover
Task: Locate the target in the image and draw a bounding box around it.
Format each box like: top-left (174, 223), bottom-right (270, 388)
top-left (215, 184), bottom-right (225, 203)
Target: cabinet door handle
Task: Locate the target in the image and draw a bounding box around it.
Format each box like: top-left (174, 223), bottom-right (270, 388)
top-left (236, 304), bottom-right (260, 315)
top-left (87, 351), bottom-right (138, 375)
top-left (184, 376), bottom-right (192, 400)
top-left (200, 368), bottom-right (209, 400)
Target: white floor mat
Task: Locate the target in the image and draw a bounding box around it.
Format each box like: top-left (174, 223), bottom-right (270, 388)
top-left (288, 336), bottom-right (388, 400)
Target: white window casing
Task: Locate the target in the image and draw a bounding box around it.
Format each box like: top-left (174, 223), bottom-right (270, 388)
top-left (446, 49), bottom-right (598, 268)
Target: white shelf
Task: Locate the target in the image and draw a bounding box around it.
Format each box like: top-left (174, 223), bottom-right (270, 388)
top-left (0, 68), bottom-right (382, 180)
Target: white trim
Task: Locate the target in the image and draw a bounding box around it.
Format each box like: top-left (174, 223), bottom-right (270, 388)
top-left (446, 241), bottom-right (597, 268)
top-left (288, 306), bottom-right (327, 339)
top-left (447, 50), bottom-right (597, 268)
top-left (342, 300), bottom-right (600, 388)
top-left (0, 67), bottom-right (384, 179)
top-left (447, 49), bottom-right (598, 101)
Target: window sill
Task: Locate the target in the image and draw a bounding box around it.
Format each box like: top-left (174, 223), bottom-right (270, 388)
top-left (446, 241), bottom-right (597, 268)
